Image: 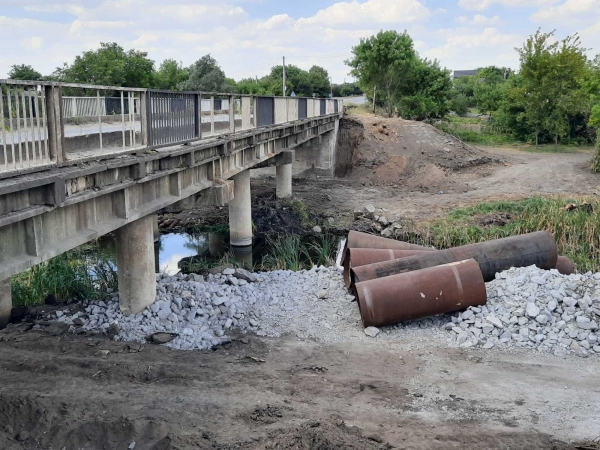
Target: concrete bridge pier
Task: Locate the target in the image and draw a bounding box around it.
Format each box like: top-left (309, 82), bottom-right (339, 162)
top-left (115, 215), bottom-right (157, 315)
top-left (0, 279), bottom-right (11, 329)
top-left (276, 163), bottom-right (293, 198)
top-left (229, 170), bottom-right (253, 247)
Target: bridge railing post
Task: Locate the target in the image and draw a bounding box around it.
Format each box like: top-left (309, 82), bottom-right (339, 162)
top-left (45, 85), bottom-right (66, 164)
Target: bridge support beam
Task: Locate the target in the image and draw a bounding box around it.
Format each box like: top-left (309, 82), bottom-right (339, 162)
top-left (276, 163), bottom-right (293, 199)
top-left (115, 215), bottom-right (157, 315)
top-left (229, 169), bottom-right (252, 247)
top-left (0, 279), bottom-right (11, 329)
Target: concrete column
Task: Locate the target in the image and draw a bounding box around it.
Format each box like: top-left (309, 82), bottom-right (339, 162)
top-left (115, 215), bottom-right (157, 315)
top-left (0, 279), bottom-right (11, 329)
top-left (276, 163), bottom-right (293, 198)
top-left (229, 170), bottom-right (252, 247)
top-left (231, 245), bottom-right (253, 268)
top-left (208, 233), bottom-right (226, 257)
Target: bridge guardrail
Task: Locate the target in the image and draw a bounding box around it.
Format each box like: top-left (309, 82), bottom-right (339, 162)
top-left (0, 79), bottom-right (343, 177)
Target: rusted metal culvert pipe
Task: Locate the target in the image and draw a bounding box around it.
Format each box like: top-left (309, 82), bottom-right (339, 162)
top-left (343, 248), bottom-right (433, 287)
top-left (555, 256), bottom-right (575, 275)
top-left (351, 231), bottom-right (557, 286)
top-left (356, 259), bottom-right (487, 327)
top-left (341, 230), bottom-right (434, 266)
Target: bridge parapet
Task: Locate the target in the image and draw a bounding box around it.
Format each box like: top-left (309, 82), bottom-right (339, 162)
top-left (0, 79), bottom-right (343, 178)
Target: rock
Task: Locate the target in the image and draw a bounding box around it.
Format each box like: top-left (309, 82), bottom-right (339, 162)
top-left (328, 217), bottom-right (335, 225)
top-left (526, 302), bottom-right (540, 318)
top-left (312, 226), bottom-right (322, 233)
top-left (147, 332), bottom-right (178, 344)
top-left (208, 264), bottom-right (233, 275)
top-left (381, 228), bottom-right (393, 238)
top-left (317, 290), bottom-right (328, 299)
top-left (234, 268), bottom-right (257, 283)
top-left (46, 322), bottom-right (70, 336)
top-left (16, 431), bottom-right (29, 442)
top-left (222, 268), bottom-right (235, 276)
top-left (129, 442), bottom-right (136, 450)
top-left (363, 204), bottom-right (376, 218)
top-left (535, 315), bottom-right (549, 325)
top-left (364, 327), bottom-right (380, 337)
top-left (107, 323), bottom-right (120, 340)
top-left (486, 316), bottom-right (503, 328)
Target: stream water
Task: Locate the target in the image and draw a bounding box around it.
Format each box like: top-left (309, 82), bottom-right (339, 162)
top-left (96, 232), bottom-right (266, 275)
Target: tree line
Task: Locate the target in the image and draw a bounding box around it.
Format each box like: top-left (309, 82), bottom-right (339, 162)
top-left (6, 42), bottom-right (360, 98)
top-left (347, 29), bottom-right (600, 170)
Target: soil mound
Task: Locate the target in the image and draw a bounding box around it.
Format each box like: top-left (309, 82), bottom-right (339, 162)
top-left (340, 115), bottom-right (499, 194)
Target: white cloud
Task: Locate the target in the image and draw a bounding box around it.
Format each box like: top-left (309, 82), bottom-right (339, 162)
top-left (532, 0), bottom-right (600, 22)
top-left (256, 14), bottom-right (294, 30)
top-left (426, 28), bottom-right (522, 70)
top-left (459, 0), bottom-right (558, 11)
top-left (22, 36), bottom-right (43, 50)
top-left (297, 0), bottom-right (430, 28)
top-left (457, 14), bottom-right (504, 25)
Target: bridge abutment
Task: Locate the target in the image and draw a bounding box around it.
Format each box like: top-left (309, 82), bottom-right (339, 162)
top-left (276, 163), bottom-right (293, 198)
top-left (0, 279), bottom-right (11, 329)
top-left (115, 215), bottom-right (157, 315)
top-left (229, 170), bottom-right (252, 247)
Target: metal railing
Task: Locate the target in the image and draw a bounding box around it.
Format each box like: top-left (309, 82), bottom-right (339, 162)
top-left (0, 79), bottom-right (343, 176)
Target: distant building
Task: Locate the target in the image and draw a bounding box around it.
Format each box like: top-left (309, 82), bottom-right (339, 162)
top-left (453, 70), bottom-right (478, 79)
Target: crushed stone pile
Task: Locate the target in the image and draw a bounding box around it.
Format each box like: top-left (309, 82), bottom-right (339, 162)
top-left (54, 266), bottom-right (352, 350)
top-left (48, 264), bottom-right (600, 359)
top-left (443, 266), bottom-right (600, 357)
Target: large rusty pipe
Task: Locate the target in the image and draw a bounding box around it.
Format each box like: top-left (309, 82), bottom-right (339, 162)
top-left (351, 231), bottom-right (557, 286)
top-left (341, 230), bottom-right (434, 267)
top-left (356, 259), bottom-right (487, 327)
top-left (555, 256), bottom-right (575, 275)
top-left (343, 248), bottom-right (433, 287)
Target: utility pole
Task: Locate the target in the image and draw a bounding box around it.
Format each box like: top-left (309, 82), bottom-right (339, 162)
top-left (282, 56), bottom-right (286, 96)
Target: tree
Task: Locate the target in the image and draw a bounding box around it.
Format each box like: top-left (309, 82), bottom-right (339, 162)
top-left (396, 58), bottom-right (452, 120)
top-left (178, 55), bottom-right (230, 92)
top-left (58, 43), bottom-right (155, 90)
top-left (514, 30), bottom-right (588, 146)
top-left (308, 65), bottom-right (331, 97)
top-left (347, 30), bottom-right (416, 117)
top-left (155, 59), bottom-right (188, 90)
top-left (8, 64), bottom-right (42, 80)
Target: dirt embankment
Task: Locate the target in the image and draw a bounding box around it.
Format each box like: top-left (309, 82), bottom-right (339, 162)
top-left (337, 115), bottom-right (501, 194)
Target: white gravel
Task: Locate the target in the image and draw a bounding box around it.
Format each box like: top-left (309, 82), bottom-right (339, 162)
top-left (50, 264), bottom-right (600, 358)
top-left (443, 265), bottom-right (600, 358)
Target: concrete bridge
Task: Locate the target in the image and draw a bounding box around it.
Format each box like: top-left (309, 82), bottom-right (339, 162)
top-left (0, 79), bottom-right (343, 327)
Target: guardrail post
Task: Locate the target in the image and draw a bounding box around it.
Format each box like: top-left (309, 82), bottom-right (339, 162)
top-left (140, 91), bottom-right (149, 146)
top-left (195, 93), bottom-right (201, 139)
top-left (229, 95), bottom-right (235, 133)
top-left (44, 85), bottom-right (65, 163)
top-left (210, 96), bottom-right (215, 135)
top-left (253, 96), bottom-right (258, 129)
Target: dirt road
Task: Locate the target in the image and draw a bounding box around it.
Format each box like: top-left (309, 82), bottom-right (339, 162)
top-left (1, 325), bottom-right (596, 449)
top-left (292, 145), bottom-right (600, 222)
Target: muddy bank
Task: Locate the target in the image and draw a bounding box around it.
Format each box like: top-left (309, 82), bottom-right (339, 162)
top-left (0, 324), bottom-right (590, 450)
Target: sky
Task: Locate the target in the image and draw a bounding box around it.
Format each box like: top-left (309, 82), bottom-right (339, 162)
top-left (0, 0), bottom-right (599, 84)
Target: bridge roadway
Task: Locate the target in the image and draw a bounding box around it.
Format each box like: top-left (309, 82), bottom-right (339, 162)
top-left (0, 92), bottom-right (342, 327)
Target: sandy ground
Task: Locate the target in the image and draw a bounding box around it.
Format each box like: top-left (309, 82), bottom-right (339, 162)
top-left (1, 325), bottom-right (597, 449)
top-left (2, 115), bottom-right (600, 449)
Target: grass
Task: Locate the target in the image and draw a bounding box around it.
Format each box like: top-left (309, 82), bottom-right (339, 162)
top-left (436, 121), bottom-right (516, 145)
top-left (260, 233), bottom-right (339, 271)
top-left (449, 116), bottom-right (484, 125)
top-left (184, 250), bottom-right (248, 273)
top-left (511, 144), bottom-right (594, 154)
top-left (286, 199), bottom-right (313, 227)
top-left (10, 244), bottom-right (117, 307)
top-left (400, 197), bottom-right (600, 273)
